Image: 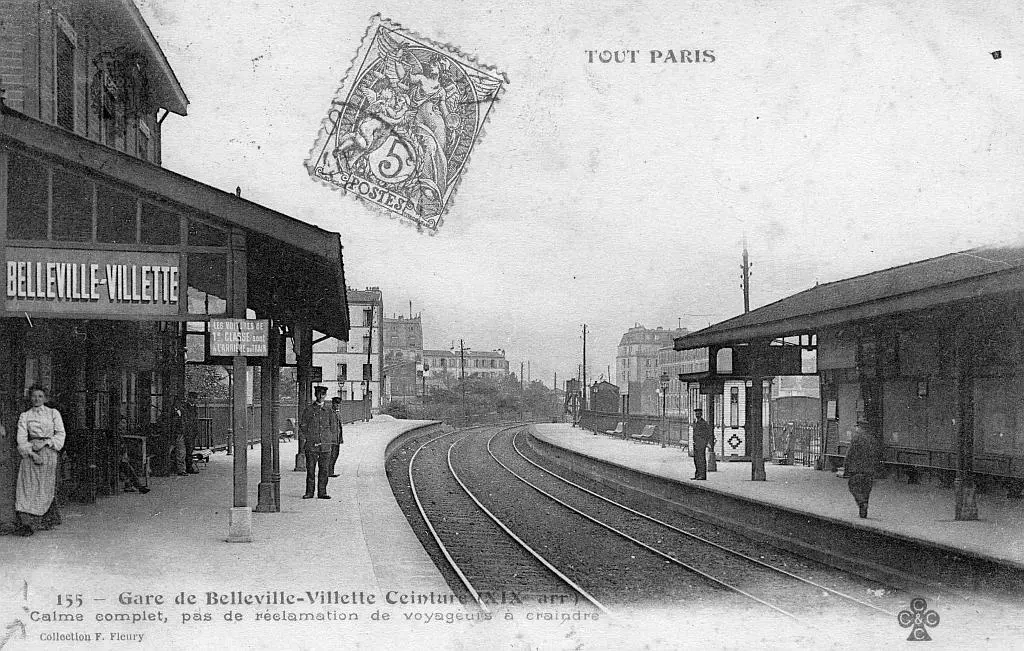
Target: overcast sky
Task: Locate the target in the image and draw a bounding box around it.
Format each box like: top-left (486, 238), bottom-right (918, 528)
top-left (139, 0), bottom-right (1024, 386)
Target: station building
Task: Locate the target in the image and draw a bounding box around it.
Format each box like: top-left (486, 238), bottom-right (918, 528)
top-left (0, 0), bottom-right (349, 531)
top-left (674, 246), bottom-right (1024, 519)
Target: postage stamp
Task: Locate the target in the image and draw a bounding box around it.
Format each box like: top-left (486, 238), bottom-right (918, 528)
top-left (305, 15), bottom-right (508, 232)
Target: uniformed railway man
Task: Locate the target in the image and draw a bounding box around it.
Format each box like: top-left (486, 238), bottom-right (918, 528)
top-left (300, 386), bottom-right (341, 499)
top-left (845, 423), bottom-right (882, 518)
top-left (691, 407), bottom-right (713, 480)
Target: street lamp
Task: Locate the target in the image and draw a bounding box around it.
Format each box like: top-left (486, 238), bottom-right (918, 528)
top-left (659, 372), bottom-right (670, 448)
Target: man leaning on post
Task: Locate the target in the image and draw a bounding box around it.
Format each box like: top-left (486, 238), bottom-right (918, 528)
top-left (300, 386), bottom-right (340, 499)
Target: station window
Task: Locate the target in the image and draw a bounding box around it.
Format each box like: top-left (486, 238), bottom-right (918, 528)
top-left (185, 333), bottom-right (206, 363)
top-left (51, 167), bottom-right (93, 241)
top-left (337, 364), bottom-right (347, 382)
top-left (6, 153), bottom-right (49, 240)
top-left (729, 386), bottom-right (739, 428)
top-left (188, 218), bottom-right (229, 246)
top-left (96, 185), bottom-right (137, 243)
top-left (363, 363), bottom-right (373, 381)
top-left (141, 202), bottom-right (180, 245)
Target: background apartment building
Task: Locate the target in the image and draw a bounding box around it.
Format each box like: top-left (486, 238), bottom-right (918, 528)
top-left (423, 347), bottom-right (510, 387)
top-left (313, 287), bottom-right (384, 411)
top-left (615, 324), bottom-right (688, 414)
top-left (383, 313), bottom-right (424, 403)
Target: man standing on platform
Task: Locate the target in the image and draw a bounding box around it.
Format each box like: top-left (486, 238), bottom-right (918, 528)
top-left (691, 408), bottom-right (713, 480)
top-left (845, 422), bottom-right (882, 518)
top-left (169, 397), bottom-right (189, 477)
top-left (300, 386), bottom-right (340, 499)
top-left (328, 397), bottom-right (345, 478)
top-left (182, 392), bottom-right (201, 474)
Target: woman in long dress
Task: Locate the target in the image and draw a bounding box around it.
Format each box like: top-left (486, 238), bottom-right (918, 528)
top-left (13, 385), bottom-right (66, 536)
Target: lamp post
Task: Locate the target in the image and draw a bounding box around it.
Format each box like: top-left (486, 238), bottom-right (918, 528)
top-left (659, 372), bottom-right (670, 448)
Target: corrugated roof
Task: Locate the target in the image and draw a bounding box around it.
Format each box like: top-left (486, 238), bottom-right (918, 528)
top-left (675, 245), bottom-right (1024, 350)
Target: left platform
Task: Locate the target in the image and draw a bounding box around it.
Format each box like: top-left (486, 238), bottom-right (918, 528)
top-left (0, 417), bottom-right (457, 648)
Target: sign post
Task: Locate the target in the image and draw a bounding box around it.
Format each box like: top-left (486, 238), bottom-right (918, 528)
top-left (210, 317), bottom-right (269, 542)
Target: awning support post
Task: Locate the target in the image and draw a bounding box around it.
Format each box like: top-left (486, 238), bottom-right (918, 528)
top-left (953, 327), bottom-right (978, 520)
top-left (227, 229), bottom-right (252, 542)
top-left (706, 346), bottom-right (719, 472)
top-left (256, 317), bottom-right (277, 513)
top-left (293, 324), bottom-right (312, 472)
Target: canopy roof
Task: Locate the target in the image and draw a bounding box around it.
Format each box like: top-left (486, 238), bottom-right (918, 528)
top-left (1, 105), bottom-right (349, 340)
top-left (675, 246), bottom-right (1024, 351)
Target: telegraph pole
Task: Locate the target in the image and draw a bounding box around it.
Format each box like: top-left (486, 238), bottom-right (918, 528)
top-left (460, 339), bottom-right (466, 422)
top-left (741, 236), bottom-right (751, 314)
top-left (582, 324), bottom-right (588, 411)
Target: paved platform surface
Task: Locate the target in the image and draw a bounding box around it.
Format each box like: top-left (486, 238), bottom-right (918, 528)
top-left (0, 417), bottom-right (461, 649)
top-left (533, 423), bottom-right (1024, 568)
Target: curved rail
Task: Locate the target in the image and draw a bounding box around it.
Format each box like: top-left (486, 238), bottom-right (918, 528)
top-left (446, 434), bottom-right (612, 615)
top-left (407, 424), bottom-right (609, 616)
top-left (484, 428), bottom-right (801, 620)
top-left (407, 426), bottom-right (489, 610)
top-left (508, 428), bottom-right (896, 618)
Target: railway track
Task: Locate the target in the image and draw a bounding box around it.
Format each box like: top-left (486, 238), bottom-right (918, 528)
top-left (403, 424), bottom-right (608, 614)
top-left (392, 423), bottom-right (913, 637)
top-left (490, 426), bottom-right (904, 621)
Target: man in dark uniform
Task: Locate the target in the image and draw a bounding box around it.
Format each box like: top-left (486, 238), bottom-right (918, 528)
top-left (845, 423), bottom-right (882, 518)
top-left (300, 386), bottom-right (340, 499)
top-left (328, 397), bottom-right (345, 477)
top-left (182, 392), bottom-right (201, 474)
top-left (691, 408), bottom-right (713, 480)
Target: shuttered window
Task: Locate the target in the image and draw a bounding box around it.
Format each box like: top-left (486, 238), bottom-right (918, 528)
top-left (55, 31), bottom-right (75, 131)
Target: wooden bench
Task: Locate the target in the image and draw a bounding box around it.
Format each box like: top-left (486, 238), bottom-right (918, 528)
top-left (605, 422), bottom-right (624, 437)
top-left (632, 424), bottom-right (657, 443)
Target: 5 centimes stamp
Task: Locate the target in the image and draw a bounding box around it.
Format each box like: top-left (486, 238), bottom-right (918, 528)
top-left (306, 15), bottom-right (508, 232)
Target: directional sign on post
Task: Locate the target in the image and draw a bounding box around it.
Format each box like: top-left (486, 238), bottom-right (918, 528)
top-left (209, 319), bottom-right (269, 356)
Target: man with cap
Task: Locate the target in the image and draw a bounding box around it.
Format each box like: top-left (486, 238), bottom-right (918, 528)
top-left (844, 422), bottom-right (882, 518)
top-left (691, 407), bottom-right (713, 480)
top-left (299, 386), bottom-right (341, 499)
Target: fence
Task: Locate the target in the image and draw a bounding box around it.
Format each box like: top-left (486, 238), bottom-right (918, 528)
top-left (578, 410), bottom-right (689, 446)
top-left (767, 422), bottom-right (822, 467)
top-left (194, 399), bottom-right (371, 450)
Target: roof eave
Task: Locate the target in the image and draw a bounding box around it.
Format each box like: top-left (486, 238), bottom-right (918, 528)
top-left (674, 267), bottom-right (1024, 351)
top-left (120, 0), bottom-right (188, 115)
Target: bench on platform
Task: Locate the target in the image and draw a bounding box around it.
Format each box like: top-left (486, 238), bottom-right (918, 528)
top-left (632, 424), bottom-right (657, 443)
top-left (192, 448), bottom-right (212, 466)
top-left (605, 422), bottom-right (624, 437)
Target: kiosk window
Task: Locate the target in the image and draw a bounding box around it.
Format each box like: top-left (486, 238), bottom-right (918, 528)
top-left (6, 153), bottom-right (49, 240)
top-left (52, 167), bottom-right (93, 241)
top-left (96, 185), bottom-right (137, 243)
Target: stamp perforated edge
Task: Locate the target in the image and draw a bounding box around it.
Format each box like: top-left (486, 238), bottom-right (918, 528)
top-left (303, 14), bottom-right (510, 234)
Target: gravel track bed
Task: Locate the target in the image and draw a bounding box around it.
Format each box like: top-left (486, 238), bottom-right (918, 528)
top-left (512, 429), bottom-right (915, 617)
top-left (449, 428), bottom-right (767, 616)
